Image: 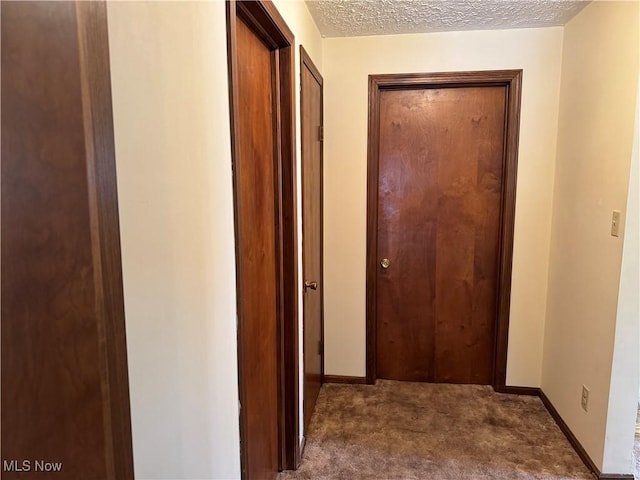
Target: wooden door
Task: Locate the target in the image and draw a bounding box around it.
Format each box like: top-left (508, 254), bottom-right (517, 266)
top-left (227, 0), bottom-right (299, 477)
top-left (1, 2), bottom-right (134, 479)
top-left (234, 16), bottom-right (280, 480)
top-left (300, 47), bottom-right (324, 431)
top-left (366, 71), bottom-right (522, 390)
top-left (375, 84), bottom-right (507, 385)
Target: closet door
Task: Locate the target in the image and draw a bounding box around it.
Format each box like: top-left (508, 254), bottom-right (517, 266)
top-left (1, 2), bottom-right (134, 479)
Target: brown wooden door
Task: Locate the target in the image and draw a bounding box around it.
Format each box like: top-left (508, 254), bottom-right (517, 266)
top-left (228, 1), bottom-right (299, 476)
top-left (375, 85), bottom-right (506, 385)
top-left (234, 15), bottom-right (280, 480)
top-left (1, 2), bottom-right (134, 479)
top-left (300, 47), bottom-right (324, 431)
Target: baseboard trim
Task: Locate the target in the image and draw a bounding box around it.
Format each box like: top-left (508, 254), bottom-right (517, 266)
top-left (499, 385), bottom-right (541, 396)
top-left (496, 387), bottom-right (632, 480)
top-left (323, 375), bottom-right (367, 384)
top-left (539, 390), bottom-right (603, 479)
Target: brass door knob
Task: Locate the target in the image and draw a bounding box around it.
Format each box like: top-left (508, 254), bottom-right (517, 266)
top-left (304, 281), bottom-right (318, 292)
top-left (381, 258), bottom-right (390, 269)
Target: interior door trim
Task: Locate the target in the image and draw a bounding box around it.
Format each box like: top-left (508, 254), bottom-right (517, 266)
top-left (226, 0), bottom-right (300, 473)
top-left (76, 3), bottom-right (135, 477)
top-left (365, 70), bottom-right (523, 392)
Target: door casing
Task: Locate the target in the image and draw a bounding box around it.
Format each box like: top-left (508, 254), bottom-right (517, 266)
top-left (365, 70), bottom-right (523, 392)
top-left (226, 0), bottom-right (300, 474)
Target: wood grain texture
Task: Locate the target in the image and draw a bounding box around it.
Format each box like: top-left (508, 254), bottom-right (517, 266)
top-left (366, 70), bottom-right (523, 390)
top-left (1, 1), bottom-right (132, 478)
top-left (227, 0), bottom-right (299, 475)
top-left (376, 86), bottom-right (505, 384)
top-left (366, 75), bottom-right (382, 385)
top-left (493, 71), bottom-right (522, 391)
top-left (234, 16), bottom-right (280, 480)
top-left (300, 45), bottom-right (324, 434)
top-left (375, 89), bottom-right (438, 382)
top-left (277, 36), bottom-right (300, 475)
top-left (75, 3), bottom-right (134, 478)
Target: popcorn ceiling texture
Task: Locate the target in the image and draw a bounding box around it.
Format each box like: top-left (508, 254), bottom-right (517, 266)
top-left (305, 0), bottom-right (590, 37)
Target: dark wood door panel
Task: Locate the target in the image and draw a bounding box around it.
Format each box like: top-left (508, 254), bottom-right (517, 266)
top-left (1, 2), bottom-right (133, 479)
top-left (432, 86), bottom-right (505, 384)
top-left (376, 89), bottom-right (438, 381)
top-left (235, 15), bottom-right (280, 480)
top-left (301, 47), bottom-right (323, 432)
top-left (228, 0), bottom-right (300, 475)
top-left (376, 86), bottom-right (506, 385)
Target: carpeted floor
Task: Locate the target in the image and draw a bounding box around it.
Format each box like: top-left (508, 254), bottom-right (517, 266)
top-left (280, 381), bottom-right (592, 480)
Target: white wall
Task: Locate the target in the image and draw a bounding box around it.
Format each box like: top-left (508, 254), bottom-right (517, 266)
top-left (108, 1), bottom-right (323, 478)
top-left (541, 0), bottom-right (640, 471)
top-left (602, 81), bottom-right (640, 474)
top-left (322, 28), bottom-right (564, 386)
top-left (108, 2), bottom-right (240, 478)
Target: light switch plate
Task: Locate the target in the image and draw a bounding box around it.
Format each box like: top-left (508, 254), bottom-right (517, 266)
top-left (581, 385), bottom-right (589, 411)
top-left (611, 210), bottom-right (622, 237)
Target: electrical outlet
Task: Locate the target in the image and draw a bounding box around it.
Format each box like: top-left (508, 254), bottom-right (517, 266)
top-left (581, 385), bottom-right (589, 412)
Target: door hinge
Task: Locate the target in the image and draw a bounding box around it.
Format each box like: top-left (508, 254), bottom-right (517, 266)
top-left (318, 340), bottom-right (323, 355)
top-left (318, 125), bottom-right (324, 142)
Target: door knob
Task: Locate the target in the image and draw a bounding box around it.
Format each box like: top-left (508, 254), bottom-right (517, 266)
top-left (380, 258), bottom-right (391, 269)
top-left (304, 281), bottom-right (318, 292)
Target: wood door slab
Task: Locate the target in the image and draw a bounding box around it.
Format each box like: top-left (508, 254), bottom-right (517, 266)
top-left (301, 46), bottom-right (324, 432)
top-left (375, 85), bottom-right (506, 385)
top-left (234, 15), bottom-right (280, 480)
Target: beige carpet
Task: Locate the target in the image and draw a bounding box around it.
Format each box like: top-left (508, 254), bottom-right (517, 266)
top-left (280, 381), bottom-right (592, 480)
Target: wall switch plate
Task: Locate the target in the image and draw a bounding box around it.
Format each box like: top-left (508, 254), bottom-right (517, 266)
top-left (611, 210), bottom-right (622, 237)
top-left (581, 385), bottom-right (589, 411)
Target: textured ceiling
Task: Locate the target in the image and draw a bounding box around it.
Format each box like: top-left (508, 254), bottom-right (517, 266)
top-left (305, 0), bottom-right (590, 37)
